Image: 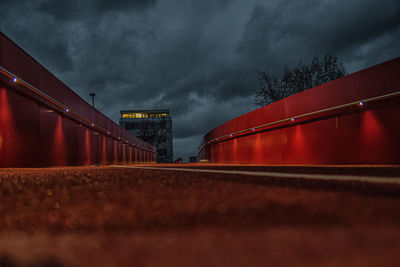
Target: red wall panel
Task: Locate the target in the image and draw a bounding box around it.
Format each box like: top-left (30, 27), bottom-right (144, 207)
top-left (0, 32), bottom-right (156, 167)
top-left (199, 57), bottom-right (400, 165)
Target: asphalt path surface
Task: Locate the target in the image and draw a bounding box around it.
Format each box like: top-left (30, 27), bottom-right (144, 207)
top-left (0, 164), bottom-right (400, 266)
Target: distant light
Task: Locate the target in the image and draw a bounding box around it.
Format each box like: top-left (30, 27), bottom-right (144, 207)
top-left (107, 131), bottom-right (110, 135)
top-left (12, 77), bottom-right (17, 82)
top-left (359, 101), bottom-right (364, 106)
top-left (230, 134), bottom-right (233, 137)
top-left (252, 128), bottom-right (255, 131)
top-left (91, 123), bottom-right (94, 127)
top-left (291, 118), bottom-right (295, 122)
top-left (65, 108), bottom-right (69, 112)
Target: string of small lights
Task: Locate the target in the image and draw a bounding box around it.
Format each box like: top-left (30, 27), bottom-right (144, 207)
top-left (0, 65), bottom-right (157, 154)
top-left (198, 90), bottom-right (400, 154)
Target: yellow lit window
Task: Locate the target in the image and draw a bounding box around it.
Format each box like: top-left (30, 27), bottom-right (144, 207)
top-left (122, 112), bottom-right (167, 119)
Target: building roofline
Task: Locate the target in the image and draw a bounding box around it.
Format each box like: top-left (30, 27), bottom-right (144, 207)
top-left (120, 109), bottom-right (170, 114)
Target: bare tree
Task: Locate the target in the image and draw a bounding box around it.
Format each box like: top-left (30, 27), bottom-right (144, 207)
top-left (138, 116), bottom-right (172, 162)
top-left (254, 54), bottom-right (345, 108)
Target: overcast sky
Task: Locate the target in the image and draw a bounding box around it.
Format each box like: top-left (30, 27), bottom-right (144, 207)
top-left (1, 0), bottom-right (399, 160)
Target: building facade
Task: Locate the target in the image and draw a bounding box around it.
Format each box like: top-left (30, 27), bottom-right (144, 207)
top-left (119, 110), bottom-right (173, 163)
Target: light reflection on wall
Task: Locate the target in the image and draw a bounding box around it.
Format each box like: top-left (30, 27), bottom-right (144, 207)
top-left (360, 111), bottom-right (386, 162)
top-left (85, 128), bottom-right (91, 165)
top-left (53, 116), bottom-right (66, 166)
top-left (218, 142), bottom-right (223, 163)
top-left (292, 125), bottom-right (308, 164)
top-left (113, 141), bottom-right (117, 164)
top-left (122, 144), bottom-right (126, 164)
top-left (0, 88), bottom-right (12, 163)
top-left (232, 138), bottom-right (238, 163)
top-left (1, 84), bottom-right (155, 167)
top-left (209, 143), bottom-right (214, 163)
top-left (102, 136), bottom-right (107, 165)
top-left (253, 133), bottom-right (263, 164)
top-left (129, 147), bottom-right (133, 164)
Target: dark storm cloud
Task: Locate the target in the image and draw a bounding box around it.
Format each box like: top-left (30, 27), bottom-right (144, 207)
top-left (238, 0), bottom-right (400, 70)
top-left (37, 0), bottom-right (83, 21)
top-left (95, 0), bottom-right (157, 12)
top-left (37, 0), bottom-right (157, 21)
top-left (0, 0), bottom-right (399, 160)
top-left (237, 0), bottom-right (400, 73)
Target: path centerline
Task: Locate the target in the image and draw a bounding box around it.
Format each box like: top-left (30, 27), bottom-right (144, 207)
top-left (111, 165), bottom-right (400, 185)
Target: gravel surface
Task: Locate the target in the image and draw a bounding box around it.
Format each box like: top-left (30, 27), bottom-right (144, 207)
top-left (1, 165), bottom-right (400, 266)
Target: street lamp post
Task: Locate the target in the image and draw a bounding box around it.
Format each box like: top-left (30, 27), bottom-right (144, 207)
top-left (89, 93), bottom-right (96, 107)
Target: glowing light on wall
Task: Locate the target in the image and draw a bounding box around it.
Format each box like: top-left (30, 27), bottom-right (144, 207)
top-left (53, 116), bottom-right (66, 166)
top-left (360, 111), bottom-right (386, 161)
top-left (85, 128), bottom-right (91, 165)
top-left (121, 144), bottom-right (126, 164)
top-left (113, 141), bottom-right (118, 164)
top-left (198, 91), bottom-right (400, 157)
top-left (102, 136), bottom-right (107, 165)
top-left (0, 88), bottom-right (18, 166)
top-left (252, 132), bottom-right (263, 163)
top-left (0, 46), bottom-right (157, 167)
top-left (1, 66), bottom-right (156, 154)
top-left (292, 125), bottom-right (309, 163)
top-left (0, 89), bottom-right (10, 156)
top-left (232, 138), bottom-right (238, 163)
top-left (134, 147), bottom-right (137, 162)
top-left (129, 147), bottom-right (133, 164)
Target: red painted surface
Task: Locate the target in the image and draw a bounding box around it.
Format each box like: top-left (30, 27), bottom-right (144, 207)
top-left (199, 57), bottom-right (400, 165)
top-left (0, 32), bottom-right (156, 167)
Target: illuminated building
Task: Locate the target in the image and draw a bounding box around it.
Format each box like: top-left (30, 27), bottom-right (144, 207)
top-left (119, 109), bottom-right (173, 163)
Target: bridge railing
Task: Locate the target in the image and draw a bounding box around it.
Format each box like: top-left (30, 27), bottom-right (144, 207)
top-left (198, 57), bottom-right (400, 165)
top-left (0, 32), bottom-right (156, 167)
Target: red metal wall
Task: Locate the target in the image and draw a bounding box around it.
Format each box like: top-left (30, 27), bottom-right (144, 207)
top-left (0, 32), bottom-right (156, 167)
top-left (198, 57), bottom-right (400, 165)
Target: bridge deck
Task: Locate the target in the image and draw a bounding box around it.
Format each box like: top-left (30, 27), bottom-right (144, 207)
top-left (1, 165), bottom-right (399, 266)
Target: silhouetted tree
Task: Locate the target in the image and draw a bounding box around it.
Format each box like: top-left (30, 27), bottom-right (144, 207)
top-left (254, 54), bottom-right (346, 107)
top-left (138, 116), bottom-right (171, 162)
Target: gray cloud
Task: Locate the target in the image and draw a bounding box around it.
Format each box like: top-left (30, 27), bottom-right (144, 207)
top-left (95, 0), bottom-right (157, 13)
top-left (237, 0), bottom-right (400, 72)
top-left (0, 0), bottom-right (399, 160)
top-left (37, 0), bottom-right (83, 21)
